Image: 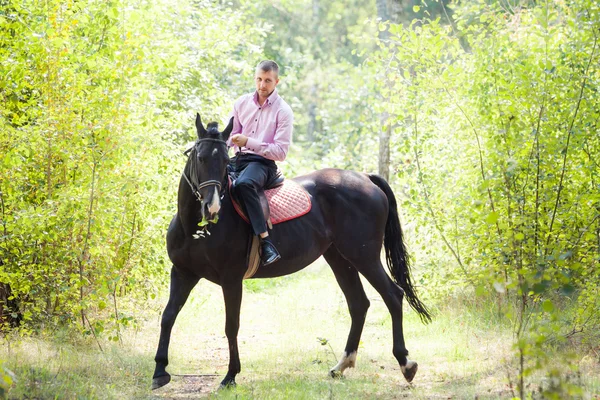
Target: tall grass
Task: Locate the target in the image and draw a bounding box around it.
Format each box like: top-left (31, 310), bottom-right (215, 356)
top-left (2, 260), bottom-right (599, 399)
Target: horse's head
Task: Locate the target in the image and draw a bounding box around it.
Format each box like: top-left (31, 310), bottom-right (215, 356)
top-left (186, 113), bottom-right (233, 222)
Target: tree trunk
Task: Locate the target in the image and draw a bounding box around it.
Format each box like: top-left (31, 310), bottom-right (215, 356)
top-left (307, 85), bottom-right (317, 142)
top-left (378, 120), bottom-right (391, 181)
top-left (306, 0), bottom-right (319, 143)
top-left (0, 280), bottom-right (22, 329)
top-left (377, 0), bottom-right (391, 181)
top-left (376, 0), bottom-right (390, 40)
top-left (387, 0), bottom-right (404, 23)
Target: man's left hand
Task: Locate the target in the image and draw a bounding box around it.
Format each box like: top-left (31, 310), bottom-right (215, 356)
top-left (231, 134), bottom-right (248, 147)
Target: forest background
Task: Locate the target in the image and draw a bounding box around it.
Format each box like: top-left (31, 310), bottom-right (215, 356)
top-left (1, 0), bottom-right (599, 398)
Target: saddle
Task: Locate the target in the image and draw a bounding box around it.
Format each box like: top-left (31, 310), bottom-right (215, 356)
top-left (228, 169), bottom-right (284, 229)
top-left (227, 168), bottom-right (311, 229)
top-left (227, 168), bottom-right (311, 279)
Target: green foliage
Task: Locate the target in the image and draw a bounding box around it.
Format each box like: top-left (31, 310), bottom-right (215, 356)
top-left (0, 0), bottom-right (265, 334)
top-left (2, 0), bottom-right (599, 396)
top-left (367, 0), bottom-right (600, 395)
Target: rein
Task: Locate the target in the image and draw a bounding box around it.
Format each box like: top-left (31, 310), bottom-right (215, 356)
top-left (183, 138), bottom-right (228, 202)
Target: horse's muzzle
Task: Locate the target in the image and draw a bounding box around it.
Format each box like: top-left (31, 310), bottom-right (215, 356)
top-left (202, 191), bottom-right (221, 222)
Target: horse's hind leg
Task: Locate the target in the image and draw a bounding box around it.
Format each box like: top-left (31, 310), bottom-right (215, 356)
top-left (323, 246), bottom-right (370, 378)
top-left (343, 249), bottom-right (418, 383)
top-left (152, 267), bottom-right (199, 390)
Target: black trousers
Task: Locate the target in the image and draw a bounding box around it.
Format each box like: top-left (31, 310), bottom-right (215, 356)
top-left (231, 153), bottom-right (278, 236)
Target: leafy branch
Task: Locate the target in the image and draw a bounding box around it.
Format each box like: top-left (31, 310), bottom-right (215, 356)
top-left (546, 33), bottom-right (598, 251)
top-left (412, 92), bottom-right (475, 288)
top-left (441, 85), bottom-right (502, 238)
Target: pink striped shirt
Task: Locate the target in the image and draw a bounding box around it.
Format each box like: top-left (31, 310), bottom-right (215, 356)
top-left (228, 89), bottom-right (293, 162)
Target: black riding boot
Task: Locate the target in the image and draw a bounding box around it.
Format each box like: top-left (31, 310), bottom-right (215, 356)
top-left (260, 237), bottom-right (281, 266)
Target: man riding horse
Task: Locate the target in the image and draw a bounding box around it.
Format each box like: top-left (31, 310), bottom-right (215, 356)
top-left (229, 60), bottom-right (293, 266)
top-left (152, 62), bottom-right (431, 391)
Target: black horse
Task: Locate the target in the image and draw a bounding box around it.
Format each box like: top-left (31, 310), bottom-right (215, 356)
top-left (152, 114), bottom-right (431, 390)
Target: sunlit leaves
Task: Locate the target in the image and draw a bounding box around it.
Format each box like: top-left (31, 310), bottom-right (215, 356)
top-left (485, 212), bottom-right (499, 225)
top-left (0, 0), bottom-right (264, 335)
top-left (368, 0), bottom-right (599, 391)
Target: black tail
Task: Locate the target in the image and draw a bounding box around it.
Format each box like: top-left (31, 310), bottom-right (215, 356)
top-left (369, 174), bottom-right (432, 324)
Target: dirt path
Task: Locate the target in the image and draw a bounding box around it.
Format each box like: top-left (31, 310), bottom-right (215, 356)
top-left (150, 375), bottom-right (220, 399)
top-left (140, 266), bottom-right (600, 399)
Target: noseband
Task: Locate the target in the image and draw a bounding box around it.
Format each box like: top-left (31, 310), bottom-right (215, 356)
top-left (183, 138), bottom-right (228, 202)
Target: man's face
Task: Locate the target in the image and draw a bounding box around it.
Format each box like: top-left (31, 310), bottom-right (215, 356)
top-left (255, 69), bottom-right (279, 98)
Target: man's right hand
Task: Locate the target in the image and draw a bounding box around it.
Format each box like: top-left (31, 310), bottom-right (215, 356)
top-left (231, 134), bottom-right (249, 147)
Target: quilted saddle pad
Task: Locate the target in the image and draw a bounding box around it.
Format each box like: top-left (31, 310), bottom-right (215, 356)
top-left (232, 179), bottom-right (312, 225)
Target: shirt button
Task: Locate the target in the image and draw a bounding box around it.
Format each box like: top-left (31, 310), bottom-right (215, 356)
top-left (255, 119), bottom-right (257, 121)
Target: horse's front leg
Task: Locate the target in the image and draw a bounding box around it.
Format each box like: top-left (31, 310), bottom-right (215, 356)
top-left (152, 267), bottom-right (199, 390)
top-left (219, 280), bottom-right (243, 388)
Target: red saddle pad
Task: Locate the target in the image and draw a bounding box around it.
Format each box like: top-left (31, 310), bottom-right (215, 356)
top-left (231, 179), bottom-right (312, 225)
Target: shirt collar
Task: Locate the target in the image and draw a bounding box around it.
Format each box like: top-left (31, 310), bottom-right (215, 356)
top-left (253, 89), bottom-right (279, 107)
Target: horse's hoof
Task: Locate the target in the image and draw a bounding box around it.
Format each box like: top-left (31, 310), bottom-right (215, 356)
top-left (219, 377), bottom-right (236, 389)
top-left (152, 373), bottom-right (171, 390)
top-left (329, 369), bottom-right (343, 379)
top-left (401, 360), bottom-right (418, 383)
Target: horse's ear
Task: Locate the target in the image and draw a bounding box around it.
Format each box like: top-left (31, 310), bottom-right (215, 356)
top-left (221, 117), bottom-right (234, 141)
top-left (195, 113), bottom-right (207, 139)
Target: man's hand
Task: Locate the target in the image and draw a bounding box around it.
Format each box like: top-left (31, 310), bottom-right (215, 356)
top-left (231, 134), bottom-right (248, 147)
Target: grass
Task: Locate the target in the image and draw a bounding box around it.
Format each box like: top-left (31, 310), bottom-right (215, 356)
top-left (1, 259), bottom-right (599, 399)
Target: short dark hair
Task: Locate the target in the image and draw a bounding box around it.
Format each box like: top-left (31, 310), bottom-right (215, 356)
top-left (256, 60), bottom-right (279, 76)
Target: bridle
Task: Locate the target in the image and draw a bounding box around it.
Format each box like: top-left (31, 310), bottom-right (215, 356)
top-left (183, 138), bottom-right (228, 202)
